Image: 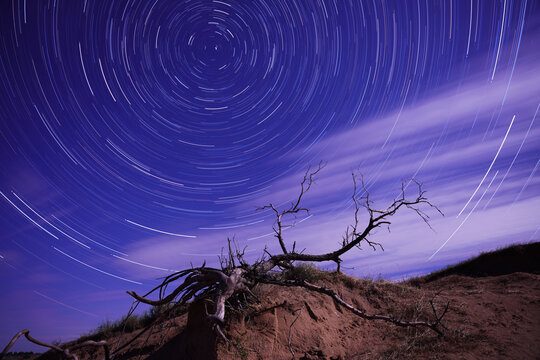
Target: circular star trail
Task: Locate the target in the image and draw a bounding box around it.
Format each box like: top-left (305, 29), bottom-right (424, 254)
top-left (3, 0), bottom-right (525, 221)
top-left (1, 0), bottom-right (539, 351)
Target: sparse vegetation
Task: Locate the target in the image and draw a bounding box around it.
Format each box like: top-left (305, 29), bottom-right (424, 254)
top-left (81, 303), bottom-right (188, 341)
top-left (231, 334), bottom-right (249, 360)
top-left (281, 262), bottom-right (327, 283)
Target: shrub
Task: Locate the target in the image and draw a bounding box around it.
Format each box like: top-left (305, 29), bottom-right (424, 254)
top-left (281, 263), bottom-right (327, 282)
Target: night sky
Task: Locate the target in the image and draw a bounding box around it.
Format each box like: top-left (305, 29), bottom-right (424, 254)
top-left (1, 0), bottom-right (539, 352)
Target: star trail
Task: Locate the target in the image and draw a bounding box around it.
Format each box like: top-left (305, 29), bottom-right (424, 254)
top-left (1, 0), bottom-right (539, 352)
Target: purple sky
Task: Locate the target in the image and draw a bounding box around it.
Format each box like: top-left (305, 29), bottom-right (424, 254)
top-left (1, 0), bottom-right (539, 353)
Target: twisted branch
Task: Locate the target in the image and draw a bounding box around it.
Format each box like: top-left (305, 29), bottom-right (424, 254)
top-left (0, 329), bottom-right (110, 360)
top-left (258, 161), bottom-right (325, 256)
top-left (264, 173), bottom-right (442, 272)
top-left (126, 266), bottom-right (252, 343)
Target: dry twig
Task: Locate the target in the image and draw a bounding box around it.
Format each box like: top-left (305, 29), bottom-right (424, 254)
top-left (0, 329), bottom-right (110, 360)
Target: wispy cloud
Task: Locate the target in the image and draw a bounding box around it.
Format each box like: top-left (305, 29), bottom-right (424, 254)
top-left (115, 60), bottom-right (540, 280)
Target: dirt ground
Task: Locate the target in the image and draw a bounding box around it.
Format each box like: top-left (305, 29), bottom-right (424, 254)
top-left (34, 268), bottom-right (540, 360)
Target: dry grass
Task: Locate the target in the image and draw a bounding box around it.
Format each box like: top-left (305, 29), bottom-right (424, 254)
top-left (2, 353), bottom-right (40, 360)
top-left (79, 303), bottom-right (188, 342)
top-left (408, 242), bottom-right (540, 286)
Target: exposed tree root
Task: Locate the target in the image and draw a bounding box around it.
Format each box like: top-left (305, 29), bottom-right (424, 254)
top-left (126, 267), bottom-right (252, 336)
top-left (287, 305), bottom-right (304, 359)
top-left (260, 278), bottom-right (449, 337)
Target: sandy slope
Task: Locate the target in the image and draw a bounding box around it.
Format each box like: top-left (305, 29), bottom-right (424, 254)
top-left (35, 269), bottom-right (540, 360)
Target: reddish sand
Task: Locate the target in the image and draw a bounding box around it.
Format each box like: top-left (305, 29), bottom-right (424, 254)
top-left (36, 270), bottom-right (540, 360)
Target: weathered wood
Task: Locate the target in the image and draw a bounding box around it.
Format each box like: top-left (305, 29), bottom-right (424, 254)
top-left (0, 329), bottom-right (110, 360)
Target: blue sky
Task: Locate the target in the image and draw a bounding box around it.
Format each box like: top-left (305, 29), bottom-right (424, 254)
top-left (1, 0), bottom-right (539, 352)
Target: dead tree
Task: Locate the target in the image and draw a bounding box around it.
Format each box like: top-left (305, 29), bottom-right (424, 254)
top-left (126, 164), bottom-right (447, 340)
top-left (2, 165), bottom-right (447, 357)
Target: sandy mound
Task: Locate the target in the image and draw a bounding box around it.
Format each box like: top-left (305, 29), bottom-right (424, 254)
top-left (35, 269), bottom-right (540, 360)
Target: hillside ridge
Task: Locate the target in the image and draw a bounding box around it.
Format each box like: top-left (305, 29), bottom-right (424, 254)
top-left (7, 242), bottom-right (540, 360)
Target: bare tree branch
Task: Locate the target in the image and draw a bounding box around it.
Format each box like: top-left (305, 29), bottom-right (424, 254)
top-left (0, 329), bottom-right (110, 360)
top-left (266, 173), bottom-right (442, 269)
top-left (259, 161), bottom-right (326, 256)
